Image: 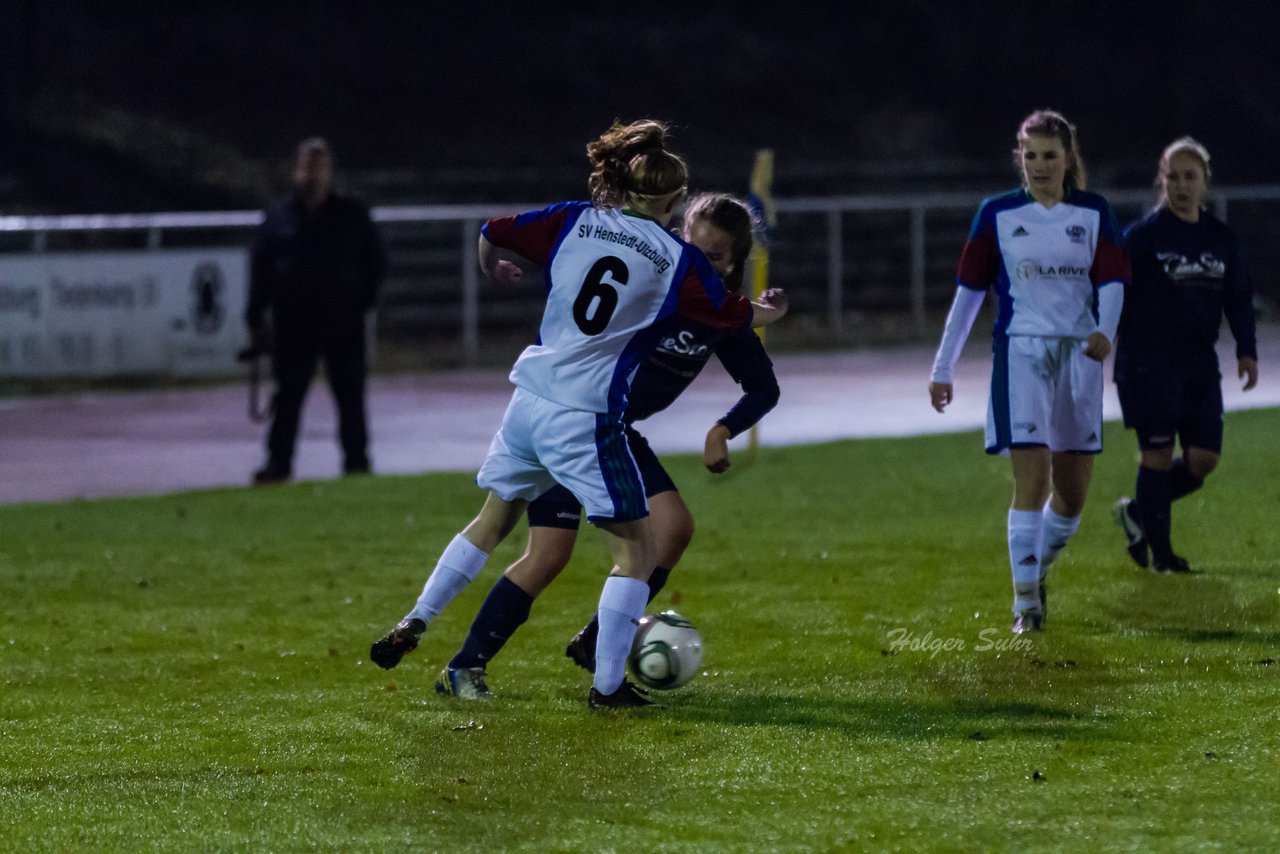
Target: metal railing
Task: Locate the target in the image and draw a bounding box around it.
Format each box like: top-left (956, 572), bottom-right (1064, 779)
top-left (5, 185), bottom-right (1278, 366)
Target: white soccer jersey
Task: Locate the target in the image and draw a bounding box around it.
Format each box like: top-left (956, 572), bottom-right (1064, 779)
top-left (482, 202), bottom-right (749, 415)
top-left (957, 188), bottom-right (1129, 339)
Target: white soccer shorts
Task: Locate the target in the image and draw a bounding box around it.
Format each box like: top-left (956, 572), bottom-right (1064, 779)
top-left (985, 335), bottom-right (1104, 454)
top-left (476, 388), bottom-right (649, 523)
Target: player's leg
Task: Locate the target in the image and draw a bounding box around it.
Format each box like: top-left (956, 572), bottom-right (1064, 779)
top-left (1147, 375), bottom-right (1224, 572)
top-left (1009, 448), bottom-right (1051, 629)
top-left (1114, 372), bottom-right (1180, 569)
top-left (1040, 451), bottom-right (1092, 570)
top-left (530, 403), bottom-right (656, 705)
top-left (444, 488), bottom-right (581, 686)
top-left (371, 390), bottom-right (548, 669)
top-left (1113, 378), bottom-right (1152, 568)
top-left (1134, 444), bottom-right (1179, 571)
top-left (1034, 341), bottom-right (1103, 619)
top-left (588, 516), bottom-right (658, 707)
top-left (566, 430), bottom-right (689, 670)
top-left (370, 491), bottom-right (527, 670)
top-left (566, 487), bottom-right (691, 672)
top-left (994, 337), bottom-right (1052, 630)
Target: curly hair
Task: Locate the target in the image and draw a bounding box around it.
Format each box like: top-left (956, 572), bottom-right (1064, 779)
top-left (586, 119), bottom-right (687, 208)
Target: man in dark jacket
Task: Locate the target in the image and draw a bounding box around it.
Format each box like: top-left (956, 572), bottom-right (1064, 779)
top-left (245, 138), bottom-right (387, 484)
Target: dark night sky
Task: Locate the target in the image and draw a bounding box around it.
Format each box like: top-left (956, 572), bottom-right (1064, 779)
top-left (3, 1), bottom-right (1279, 210)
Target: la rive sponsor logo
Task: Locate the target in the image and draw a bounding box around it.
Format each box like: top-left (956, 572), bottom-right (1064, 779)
top-left (1015, 259), bottom-right (1089, 282)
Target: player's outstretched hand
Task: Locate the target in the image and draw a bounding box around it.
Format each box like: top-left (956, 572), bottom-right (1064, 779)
top-left (1082, 331), bottom-right (1111, 362)
top-left (1239, 356), bottom-right (1259, 391)
top-left (491, 259), bottom-right (524, 286)
top-left (750, 288), bottom-right (789, 328)
top-left (760, 288), bottom-right (788, 313)
top-left (929, 382), bottom-right (953, 413)
top-left (704, 424), bottom-right (731, 473)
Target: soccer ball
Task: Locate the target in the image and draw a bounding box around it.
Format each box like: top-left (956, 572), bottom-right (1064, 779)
top-left (628, 610), bottom-right (703, 690)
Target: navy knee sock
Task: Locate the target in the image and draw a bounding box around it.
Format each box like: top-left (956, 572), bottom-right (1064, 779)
top-left (1168, 457), bottom-right (1205, 503)
top-left (577, 566), bottom-right (672, 648)
top-left (449, 576), bottom-right (534, 670)
top-left (1136, 465), bottom-right (1175, 564)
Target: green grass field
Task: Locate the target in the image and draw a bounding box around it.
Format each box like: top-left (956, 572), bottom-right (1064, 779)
top-left (3, 411), bottom-right (1279, 851)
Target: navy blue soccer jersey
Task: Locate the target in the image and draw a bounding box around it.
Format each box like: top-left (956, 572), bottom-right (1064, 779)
top-left (1116, 207), bottom-right (1257, 380)
top-left (625, 318), bottom-right (779, 437)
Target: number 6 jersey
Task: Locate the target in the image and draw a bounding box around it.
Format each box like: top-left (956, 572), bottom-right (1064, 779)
top-left (482, 202), bottom-right (752, 416)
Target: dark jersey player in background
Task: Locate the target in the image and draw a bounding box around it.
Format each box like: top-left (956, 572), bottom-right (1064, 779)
top-left (433, 192), bottom-right (786, 698)
top-left (1113, 136), bottom-right (1259, 574)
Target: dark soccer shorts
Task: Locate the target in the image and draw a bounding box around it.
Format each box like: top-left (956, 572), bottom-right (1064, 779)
top-left (526, 426), bottom-right (677, 530)
top-left (1117, 372), bottom-right (1224, 453)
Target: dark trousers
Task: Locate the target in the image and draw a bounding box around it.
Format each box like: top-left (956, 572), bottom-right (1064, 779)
top-left (266, 323), bottom-right (369, 472)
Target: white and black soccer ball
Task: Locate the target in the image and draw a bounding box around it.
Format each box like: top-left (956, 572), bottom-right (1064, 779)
top-left (628, 610), bottom-right (703, 690)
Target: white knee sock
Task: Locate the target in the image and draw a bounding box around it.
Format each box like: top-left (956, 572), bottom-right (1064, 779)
top-left (406, 534), bottom-right (490, 624)
top-left (1039, 502), bottom-right (1081, 578)
top-left (592, 575), bottom-right (650, 695)
top-left (1008, 509), bottom-right (1042, 615)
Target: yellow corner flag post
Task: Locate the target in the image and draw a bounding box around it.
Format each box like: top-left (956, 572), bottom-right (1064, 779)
top-left (746, 149), bottom-right (776, 464)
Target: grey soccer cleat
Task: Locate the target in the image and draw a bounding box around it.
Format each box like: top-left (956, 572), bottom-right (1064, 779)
top-left (435, 666), bottom-right (494, 700)
top-left (1013, 610), bottom-right (1043, 634)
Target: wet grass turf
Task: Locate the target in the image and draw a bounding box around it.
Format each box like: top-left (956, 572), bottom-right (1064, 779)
top-left (2, 410), bottom-right (1279, 850)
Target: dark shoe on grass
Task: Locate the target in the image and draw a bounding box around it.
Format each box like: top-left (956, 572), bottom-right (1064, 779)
top-left (369, 618), bottom-right (426, 669)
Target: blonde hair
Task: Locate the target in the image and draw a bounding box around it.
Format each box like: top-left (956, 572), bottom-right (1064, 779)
top-left (1156, 136), bottom-right (1212, 210)
top-left (586, 119), bottom-right (687, 209)
top-left (1012, 109), bottom-right (1087, 190)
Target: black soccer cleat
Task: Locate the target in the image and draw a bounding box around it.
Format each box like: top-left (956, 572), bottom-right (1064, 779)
top-left (369, 618), bottom-right (426, 669)
top-left (1152, 554), bottom-right (1194, 574)
top-left (1038, 580), bottom-right (1048, 626)
top-left (1113, 497), bottom-right (1150, 569)
top-left (588, 679), bottom-right (655, 709)
top-left (565, 630), bottom-right (597, 674)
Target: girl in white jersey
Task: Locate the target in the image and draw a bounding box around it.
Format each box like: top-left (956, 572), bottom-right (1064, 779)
top-left (929, 109), bottom-right (1129, 633)
top-left (370, 120), bottom-right (751, 707)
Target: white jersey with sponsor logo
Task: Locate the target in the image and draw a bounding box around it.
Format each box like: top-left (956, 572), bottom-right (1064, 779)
top-left (482, 202), bottom-right (747, 415)
top-left (956, 188), bottom-right (1129, 339)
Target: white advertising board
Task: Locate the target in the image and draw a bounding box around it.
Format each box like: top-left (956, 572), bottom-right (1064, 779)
top-left (0, 249), bottom-right (249, 377)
